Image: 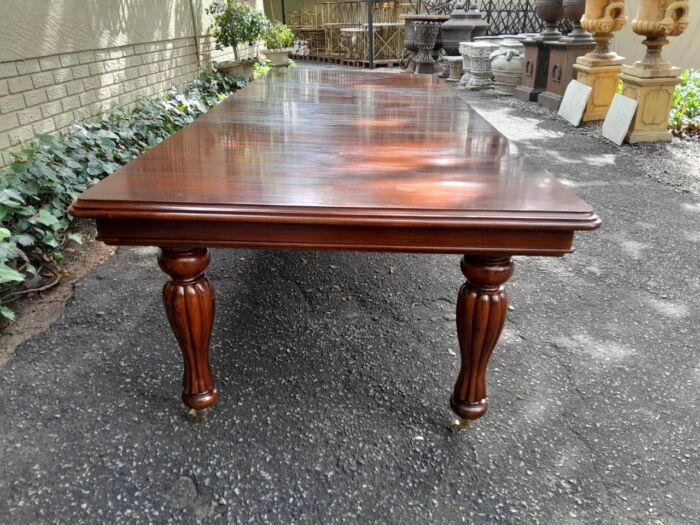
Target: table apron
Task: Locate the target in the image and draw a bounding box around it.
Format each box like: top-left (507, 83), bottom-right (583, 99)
top-left (95, 218), bottom-right (576, 256)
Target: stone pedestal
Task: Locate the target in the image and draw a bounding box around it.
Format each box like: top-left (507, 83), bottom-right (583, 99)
top-left (574, 56), bottom-right (624, 121)
top-left (538, 40), bottom-right (595, 110)
top-left (466, 41), bottom-right (500, 90)
top-left (444, 55), bottom-right (464, 82)
top-left (514, 39), bottom-right (551, 101)
top-left (618, 0), bottom-right (690, 142)
top-left (620, 65), bottom-right (681, 143)
top-left (573, 0), bottom-right (629, 121)
top-left (458, 41), bottom-right (475, 87)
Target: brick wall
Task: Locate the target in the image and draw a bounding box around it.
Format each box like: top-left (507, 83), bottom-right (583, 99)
top-left (0, 0), bottom-right (264, 167)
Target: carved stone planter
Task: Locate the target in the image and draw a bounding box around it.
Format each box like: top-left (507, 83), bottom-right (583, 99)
top-left (620, 0), bottom-right (690, 142)
top-left (215, 59), bottom-right (257, 81)
top-left (490, 39), bottom-right (524, 95)
top-left (414, 21), bottom-right (441, 74)
top-left (466, 41), bottom-right (500, 90)
top-left (574, 0), bottom-right (628, 121)
top-left (264, 48), bottom-right (293, 67)
top-left (402, 14), bottom-right (449, 74)
top-left (402, 20), bottom-right (418, 72)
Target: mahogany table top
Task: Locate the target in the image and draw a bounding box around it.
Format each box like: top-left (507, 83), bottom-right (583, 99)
top-left (70, 68), bottom-right (600, 255)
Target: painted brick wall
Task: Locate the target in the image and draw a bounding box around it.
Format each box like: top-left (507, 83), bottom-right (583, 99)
top-left (0, 39), bottom-right (201, 165)
top-left (0, 0), bottom-right (263, 167)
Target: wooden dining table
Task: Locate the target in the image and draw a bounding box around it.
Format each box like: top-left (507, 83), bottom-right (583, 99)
top-left (69, 67), bottom-right (600, 430)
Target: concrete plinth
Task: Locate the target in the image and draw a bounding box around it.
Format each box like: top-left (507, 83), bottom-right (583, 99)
top-left (574, 58), bottom-right (624, 122)
top-left (620, 65), bottom-right (682, 143)
top-left (514, 39), bottom-right (551, 102)
top-left (538, 40), bottom-right (595, 111)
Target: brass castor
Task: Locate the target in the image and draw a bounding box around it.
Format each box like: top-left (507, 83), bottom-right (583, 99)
top-left (186, 407), bottom-right (210, 421)
top-left (449, 417), bottom-right (474, 433)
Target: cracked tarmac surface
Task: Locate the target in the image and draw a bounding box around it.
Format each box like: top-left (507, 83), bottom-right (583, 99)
top-left (0, 67), bottom-right (698, 523)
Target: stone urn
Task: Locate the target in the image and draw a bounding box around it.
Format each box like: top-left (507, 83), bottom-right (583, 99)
top-left (534, 0), bottom-right (566, 40)
top-left (414, 21), bottom-right (442, 74)
top-left (264, 48), bottom-right (293, 67)
top-left (580, 0), bottom-right (628, 61)
top-left (467, 41), bottom-right (500, 89)
top-left (489, 39), bottom-right (525, 95)
top-left (440, 2), bottom-right (490, 56)
top-left (631, 0), bottom-right (689, 70)
top-left (562, 0), bottom-right (593, 41)
top-left (402, 21), bottom-right (418, 70)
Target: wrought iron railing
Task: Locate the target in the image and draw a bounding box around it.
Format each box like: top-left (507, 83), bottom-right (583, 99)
top-left (479, 0), bottom-right (571, 36)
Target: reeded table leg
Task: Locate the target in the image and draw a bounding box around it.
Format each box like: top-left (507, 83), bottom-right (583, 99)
top-left (450, 255), bottom-right (514, 430)
top-left (158, 248), bottom-right (217, 412)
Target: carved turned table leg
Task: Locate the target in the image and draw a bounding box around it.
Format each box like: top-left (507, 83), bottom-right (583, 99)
top-left (450, 255), bottom-right (514, 430)
top-left (158, 248), bottom-right (217, 412)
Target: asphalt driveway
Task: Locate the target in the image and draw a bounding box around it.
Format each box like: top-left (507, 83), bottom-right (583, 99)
top-left (0, 67), bottom-right (698, 523)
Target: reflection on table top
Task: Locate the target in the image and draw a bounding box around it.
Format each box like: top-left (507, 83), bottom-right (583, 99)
top-left (71, 67), bottom-right (598, 231)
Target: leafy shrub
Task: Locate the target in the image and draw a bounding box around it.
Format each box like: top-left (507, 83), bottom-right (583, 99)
top-left (669, 69), bottom-right (700, 136)
top-left (206, 0), bottom-right (269, 61)
top-left (263, 22), bottom-right (294, 50)
top-left (0, 69), bottom-right (245, 322)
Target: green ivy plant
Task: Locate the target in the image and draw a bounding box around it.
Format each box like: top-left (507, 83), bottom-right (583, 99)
top-left (0, 69), bottom-right (246, 323)
top-left (206, 0), bottom-right (269, 61)
top-left (669, 68), bottom-right (699, 137)
top-left (263, 22), bottom-right (294, 50)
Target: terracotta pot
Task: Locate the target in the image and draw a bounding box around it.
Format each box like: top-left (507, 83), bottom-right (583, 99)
top-left (534, 0), bottom-right (565, 40)
top-left (631, 0), bottom-right (689, 68)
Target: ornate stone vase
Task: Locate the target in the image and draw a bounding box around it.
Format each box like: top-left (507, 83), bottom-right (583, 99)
top-left (402, 21), bottom-right (418, 70)
top-left (580, 0), bottom-right (628, 61)
top-left (440, 2), bottom-right (489, 56)
top-left (534, 0), bottom-right (565, 40)
top-left (414, 21), bottom-right (441, 74)
top-left (631, 0), bottom-right (689, 69)
top-left (489, 40), bottom-right (525, 95)
top-left (562, 0), bottom-right (593, 41)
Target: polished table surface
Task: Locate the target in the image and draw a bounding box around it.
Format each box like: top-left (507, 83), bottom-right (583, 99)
top-left (70, 68), bottom-right (600, 426)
